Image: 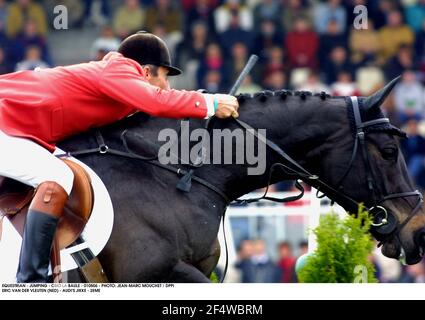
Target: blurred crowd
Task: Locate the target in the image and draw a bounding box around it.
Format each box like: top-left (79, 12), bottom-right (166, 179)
top-left (234, 239), bottom-right (307, 283)
top-left (0, 0), bottom-right (424, 186)
top-left (233, 238), bottom-right (425, 283)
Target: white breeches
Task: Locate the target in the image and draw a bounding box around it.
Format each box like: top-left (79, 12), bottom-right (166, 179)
top-left (0, 130), bottom-right (74, 195)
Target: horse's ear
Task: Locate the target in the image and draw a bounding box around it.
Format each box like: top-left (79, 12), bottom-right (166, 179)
top-left (363, 76), bottom-right (401, 111)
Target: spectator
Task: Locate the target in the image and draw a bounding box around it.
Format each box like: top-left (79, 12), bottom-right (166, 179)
top-left (260, 45), bottom-right (287, 83)
top-left (349, 20), bottom-right (380, 66)
top-left (313, 0), bottom-right (346, 34)
top-left (113, 0), bottom-right (145, 39)
top-left (263, 69), bottom-right (286, 90)
top-left (415, 19), bottom-right (425, 61)
top-left (185, 0), bottom-right (217, 37)
top-left (197, 42), bottom-right (226, 88)
top-left (297, 70), bottom-right (330, 93)
top-left (285, 17), bottom-right (319, 70)
top-left (235, 239), bottom-right (255, 282)
top-left (253, 0), bottom-right (282, 30)
top-left (150, 23), bottom-right (182, 60)
top-left (0, 31), bottom-right (10, 66)
top-left (405, 0), bottom-right (425, 33)
top-left (15, 45), bottom-right (49, 71)
top-left (298, 240), bottom-right (308, 256)
top-left (176, 21), bottom-right (214, 89)
top-left (0, 47), bottom-right (10, 74)
top-left (182, 0), bottom-right (220, 10)
top-left (218, 11), bottom-right (254, 55)
top-left (380, 89), bottom-right (403, 128)
top-left (6, 0), bottom-right (47, 38)
top-left (276, 241), bottom-right (296, 283)
top-left (281, 0), bottom-right (312, 34)
top-left (214, 0), bottom-right (253, 33)
top-left (319, 19), bottom-right (347, 65)
top-left (252, 19), bottom-right (283, 61)
top-left (384, 45), bottom-right (415, 81)
top-left (177, 21), bottom-right (212, 67)
top-left (91, 26), bottom-right (120, 60)
top-left (144, 0), bottom-right (183, 34)
top-left (236, 75), bottom-right (262, 94)
top-left (202, 69), bottom-right (225, 93)
top-left (373, 245), bottom-right (402, 282)
top-left (0, 0), bottom-right (8, 32)
top-left (14, 20), bottom-right (52, 67)
top-left (93, 48), bottom-right (108, 62)
top-left (80, 0), bottom-right (110, 27)
top-left (226, 42), bottom-right (249, 85)
top-left (323, 46), bottom-right (354, 84)
top-left (379, 10), bottom-right (415, 63)
top-left (331, 71), bottom-right (360, 96)
top-left (394, 70), bottom-right (425, 123)
top-left (236, 239), bottom-right (281, 283)
top-left (369, 0), bottom-right (399, 29)
top-left (401, 119), bottom-right (425, 186)
top-left (398, 262), bottom-right (425, 283)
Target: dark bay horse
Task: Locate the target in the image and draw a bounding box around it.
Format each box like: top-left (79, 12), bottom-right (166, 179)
top-left (61, 77), bottom-right (425, 282)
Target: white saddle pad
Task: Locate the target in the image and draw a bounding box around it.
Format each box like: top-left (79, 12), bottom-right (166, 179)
top-left (0, 152), bottom-right (114, 283)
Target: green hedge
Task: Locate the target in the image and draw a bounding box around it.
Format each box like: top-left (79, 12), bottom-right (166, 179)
top-left (298, 208), bottom-right (377, 283)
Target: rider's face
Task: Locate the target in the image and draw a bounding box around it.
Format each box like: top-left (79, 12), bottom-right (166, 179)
top-left (144, 66), bottom-right (170, 90)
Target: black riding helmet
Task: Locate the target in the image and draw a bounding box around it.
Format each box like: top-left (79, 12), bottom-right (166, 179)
top-left (118, 31), bottom-right (182, 76)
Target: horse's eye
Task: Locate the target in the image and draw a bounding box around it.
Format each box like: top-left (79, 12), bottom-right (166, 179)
top-left (382, 147), bottom-right (398, 160)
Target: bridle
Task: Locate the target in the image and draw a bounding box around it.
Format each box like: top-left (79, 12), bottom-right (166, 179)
top-left (232, 96), bottom-right (423, 246)
top-left (341, 97), bottom-right (422, 241)
top-left (334, 97), bottom-right (423, 242)
top-left (63, 95), bottom-right (423, 245)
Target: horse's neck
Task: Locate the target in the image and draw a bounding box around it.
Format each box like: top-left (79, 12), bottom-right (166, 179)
top-left (200, 95), bottom-right (347, 200)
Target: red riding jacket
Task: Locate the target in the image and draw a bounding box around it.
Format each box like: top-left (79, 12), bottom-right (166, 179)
top-left (0, 52), bottom-right (209, 152)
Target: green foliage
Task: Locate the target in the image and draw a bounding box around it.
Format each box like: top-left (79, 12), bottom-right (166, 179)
top-left (298, 208), bottom-right (378, 283)
top-left (210, 272), bottom-right (219, 283)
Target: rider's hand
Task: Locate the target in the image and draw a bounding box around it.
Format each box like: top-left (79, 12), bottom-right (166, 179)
top-left (213, 94), bottom-right (239, 119)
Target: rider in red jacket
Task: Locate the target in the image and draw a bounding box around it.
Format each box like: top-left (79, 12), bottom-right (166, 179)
top-left (0, 32), bottom-right (239, 283)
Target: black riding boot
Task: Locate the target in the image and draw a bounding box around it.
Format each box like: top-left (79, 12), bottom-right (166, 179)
top-left (16, 181), bottom-right (68, 283)
top-left (16, 210), bottom-right (59, 283)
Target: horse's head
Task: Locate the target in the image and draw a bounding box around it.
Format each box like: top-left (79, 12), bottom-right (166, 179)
top-left (318, 77), bottom-right (425, 264)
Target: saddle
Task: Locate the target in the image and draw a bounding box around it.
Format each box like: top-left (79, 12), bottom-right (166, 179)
top-left (0, 159), bottom-right (110, 283)
top-left (0, 159), bottom-right (94, 249)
